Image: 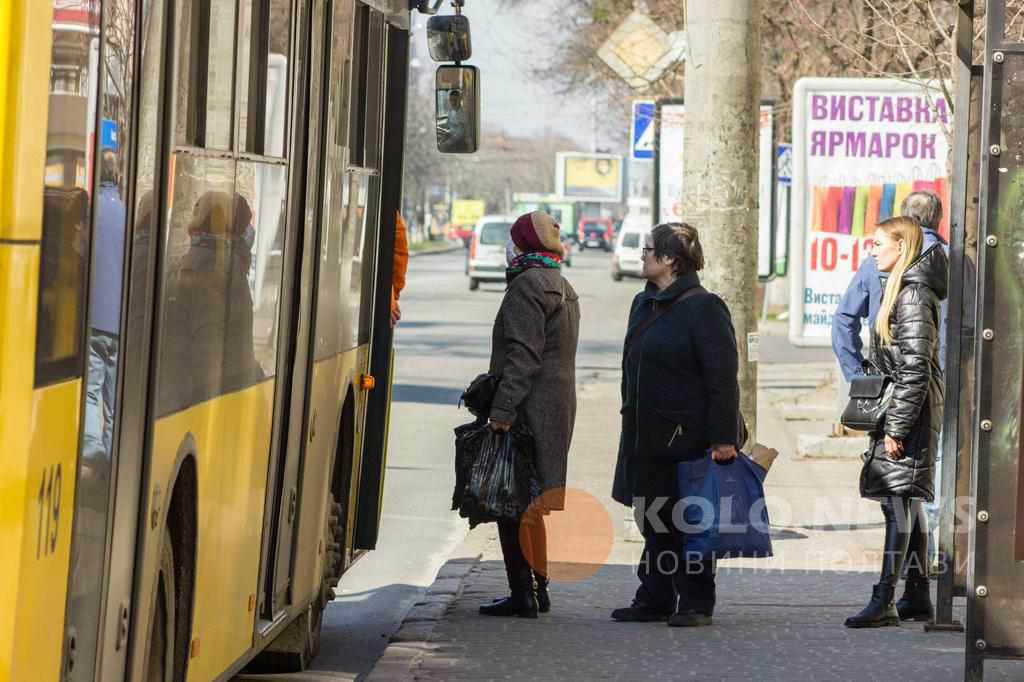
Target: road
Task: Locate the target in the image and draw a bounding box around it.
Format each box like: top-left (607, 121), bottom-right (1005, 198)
top-left (301, 246), bottom-right (834, 678)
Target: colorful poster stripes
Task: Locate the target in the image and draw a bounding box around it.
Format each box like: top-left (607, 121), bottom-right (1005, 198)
top-left (809, 177), bottom-right (950, 237)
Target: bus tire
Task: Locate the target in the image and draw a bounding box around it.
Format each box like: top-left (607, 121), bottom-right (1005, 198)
top-left (468, 278), bottom-right (479, 291)
top-left (248, 494), bottom-right (341, 673)
top-left (146, 526), bottom-right (176, 682)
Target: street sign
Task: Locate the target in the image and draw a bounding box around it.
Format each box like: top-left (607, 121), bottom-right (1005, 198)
top-left (788, 78), bottom-right (952, 346)
top-left (100, 118), bottom-right (118, 150)
top-left (777, 143), bottom-right (792, 185)
top-left (631, 100), bottom-right (655, 161)
top-left (596, 6), bottom-right (686, 91)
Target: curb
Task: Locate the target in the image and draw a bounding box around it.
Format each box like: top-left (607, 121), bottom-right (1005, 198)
top-left (365, 527), bottom-right (493, 681)
top-left (408, 244), bottom-right (464, 259)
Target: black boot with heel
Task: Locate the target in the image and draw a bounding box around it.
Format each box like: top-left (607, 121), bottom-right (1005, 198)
top-left (845, 584), bottom-right (899, 628)
top-left (481, 519), bottom-right (539, 618)
top-left (895, 578), bottom-right (933, 621)
top-left (534, 572), bottom-right (550, 613)
top-left (479, 568), bottom-right (538, 618)
top-left (896, 502), bottom-right (933, 621)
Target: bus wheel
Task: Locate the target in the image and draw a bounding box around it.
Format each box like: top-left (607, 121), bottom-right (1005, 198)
top-left (146, 527), bottom-right (176, 682)
top-left (312, 494), bottom-right (345, 661)
top-left (468, 278), bottom-right (479, 291)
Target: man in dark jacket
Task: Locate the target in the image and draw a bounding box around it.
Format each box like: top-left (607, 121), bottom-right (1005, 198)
top-left (610, 223), bottom-right (740, 627)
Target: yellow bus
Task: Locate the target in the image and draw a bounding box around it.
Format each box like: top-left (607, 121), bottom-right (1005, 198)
top-left (1, 0), bottom-right (411, 678)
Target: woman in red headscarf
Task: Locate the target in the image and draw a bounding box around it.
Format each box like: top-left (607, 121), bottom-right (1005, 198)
top-left (479, 211), bottom-right (581, 619)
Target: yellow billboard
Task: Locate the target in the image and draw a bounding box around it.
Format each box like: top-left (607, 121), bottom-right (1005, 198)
top-left (451, 199), bottom-right (486, 227)
top-left (557, 153), bottom-right (623, 202)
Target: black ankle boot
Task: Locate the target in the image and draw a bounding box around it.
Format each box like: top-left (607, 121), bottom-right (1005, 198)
top-left (845, 584), bottom-right (899, 628)
top-left (534, 573), bottom-right (550, 614)
top-left (479, 570), bottom-right (538, 618)
top-left (895, 578), bottom-right (933, 622)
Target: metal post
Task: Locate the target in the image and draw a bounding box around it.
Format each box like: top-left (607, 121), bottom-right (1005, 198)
top-left (928, 0), bottom-right (974, 634)
top-left (680, 0), bottom-right (761, 441)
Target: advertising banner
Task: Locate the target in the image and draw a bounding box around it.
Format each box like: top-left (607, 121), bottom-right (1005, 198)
top-left (451, 199), bottom-right (486, 227)
top-left (556, 152), bottom-right (623, 203)
top-left (788, 78), bottom-right (951, 345)
top-left (656, 102), bottom-right (775, 277)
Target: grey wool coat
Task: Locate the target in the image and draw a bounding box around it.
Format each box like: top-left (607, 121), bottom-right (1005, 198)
top-left (488, 267), bottom-right (580, 510)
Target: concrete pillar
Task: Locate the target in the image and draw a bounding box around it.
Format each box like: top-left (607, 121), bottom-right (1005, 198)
top-left (681, 0), bottom-right (761, 445)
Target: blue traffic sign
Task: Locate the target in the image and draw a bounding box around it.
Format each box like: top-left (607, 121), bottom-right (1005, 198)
top-left (100, 118), bottom-right (118, 151)
top-left (631, 100), bottom-right (655, 161)
top-left (777, 143), bottom-right (792, 185)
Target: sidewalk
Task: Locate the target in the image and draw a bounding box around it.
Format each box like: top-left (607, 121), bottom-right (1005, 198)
top-left (367, 350), bottom-right (1019, 681)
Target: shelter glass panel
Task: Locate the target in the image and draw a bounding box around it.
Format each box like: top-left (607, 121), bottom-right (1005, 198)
top-left (973, 51), bottom-right (1024, 651)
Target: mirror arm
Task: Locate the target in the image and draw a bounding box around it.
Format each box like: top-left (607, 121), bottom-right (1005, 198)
top-left (413, 0), bottom-right (444, 15)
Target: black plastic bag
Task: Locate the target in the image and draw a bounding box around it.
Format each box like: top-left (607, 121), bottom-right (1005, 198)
top-left (451, 421), bottom-right (540, 528)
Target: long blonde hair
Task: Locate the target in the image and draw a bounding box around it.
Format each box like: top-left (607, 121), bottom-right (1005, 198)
top-left (874, 216), bottom-right (923, 345)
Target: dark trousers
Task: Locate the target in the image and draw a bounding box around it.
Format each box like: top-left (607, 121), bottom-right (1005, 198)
top-left (497, 510), bottom-right (548, 590)
top-left (879, 497), bottom-right (929, 586)
top-left (634, 495), bottom-right (716, 615)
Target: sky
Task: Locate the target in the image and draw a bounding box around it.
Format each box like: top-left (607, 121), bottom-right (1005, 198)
top-left (409, 1), bottom-right (621, 150)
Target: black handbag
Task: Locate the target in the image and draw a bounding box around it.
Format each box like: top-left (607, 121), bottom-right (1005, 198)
top-left (459, 372), bottom-right (500, 418)
top-left (840, 373), bottom-right (894, 432)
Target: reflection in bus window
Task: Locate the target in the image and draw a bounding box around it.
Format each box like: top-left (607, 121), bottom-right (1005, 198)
top-left (35, 0), bottom-right (100, 386)
top-left (342, 172), bottom-right (370, 350)
top-left (238, 161), bottom-right (287, 373)
top-left (157, 157), bottom-right (267, 415)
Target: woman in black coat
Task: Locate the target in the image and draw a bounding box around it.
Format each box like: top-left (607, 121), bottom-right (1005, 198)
top-left (610, 223), bottom-right (741, 627)
top-left (480, 211), bottom-right (581, 619)
top-left (845, 216), bottom-right (947, 628)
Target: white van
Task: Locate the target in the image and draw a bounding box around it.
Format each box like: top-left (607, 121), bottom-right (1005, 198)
top-left (468, 215), bottom-right (515, 290)
top-left (612, 225), bottom-right (649, 281)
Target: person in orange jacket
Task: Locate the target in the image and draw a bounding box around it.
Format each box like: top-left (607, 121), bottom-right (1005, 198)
top-left (391, 210), bottom-right (409, 327)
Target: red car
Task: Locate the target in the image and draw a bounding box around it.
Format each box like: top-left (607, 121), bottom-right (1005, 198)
top-left (577, 216), bottom-right (615, 252)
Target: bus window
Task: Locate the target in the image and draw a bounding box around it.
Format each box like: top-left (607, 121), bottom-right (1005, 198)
top-left (239, 0), bottom-right (291, 156)
top-left (174, 0), bottom-right (236, 149)
top-left (35, 0), bottom-right (100, 386)
top-left (155, 157), bottom-right (270, 415)
top-left (348, 4), bottom-right (370, 166)
top-left (237, 160), bottom-right (288, 374)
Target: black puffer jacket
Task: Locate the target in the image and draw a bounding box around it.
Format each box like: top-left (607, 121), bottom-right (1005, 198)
top-left (866, 244), bottom-right (948, 500)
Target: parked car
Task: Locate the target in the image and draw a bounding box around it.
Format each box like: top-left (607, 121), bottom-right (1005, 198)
top-left (612, 225), bottom-right (647, 281)
top-left (577, 216), bottom-right (614, 251)
top-left (560, 230), bottom-right (574, 267)
top-left (467, 215), bottom-right (515, 290)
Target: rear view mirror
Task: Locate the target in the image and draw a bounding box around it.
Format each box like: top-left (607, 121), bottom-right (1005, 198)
top-left (427, 15), bottom-right (472, 62)
top-left (436, 65), bottom-right (479, 154)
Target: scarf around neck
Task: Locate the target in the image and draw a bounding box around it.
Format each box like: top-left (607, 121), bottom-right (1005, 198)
top-left (506, 251), bottom-right (562, 284)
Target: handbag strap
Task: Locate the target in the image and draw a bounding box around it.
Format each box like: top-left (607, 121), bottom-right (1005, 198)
top-left (627, 285), bottom-right (706, 347)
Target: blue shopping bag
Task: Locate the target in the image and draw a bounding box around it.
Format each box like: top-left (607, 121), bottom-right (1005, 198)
top-left (676, 453), bottom-right (773, 560)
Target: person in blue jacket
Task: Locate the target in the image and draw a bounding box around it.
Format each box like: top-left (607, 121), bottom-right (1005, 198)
top-left (832, 190), bottom-right (948, 381)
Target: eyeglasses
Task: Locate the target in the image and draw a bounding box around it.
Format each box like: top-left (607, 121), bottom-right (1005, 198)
top-left (641, 247), bottom-right (655, 255)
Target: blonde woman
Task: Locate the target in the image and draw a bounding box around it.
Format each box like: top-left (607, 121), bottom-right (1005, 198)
top-left (845, 216), bottom-right (948, 628)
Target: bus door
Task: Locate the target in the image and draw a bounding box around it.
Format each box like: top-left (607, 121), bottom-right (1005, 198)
top-left (253, 0), bottom-right (334, 624)
top-left (43, 1), bottom-right (139, 679)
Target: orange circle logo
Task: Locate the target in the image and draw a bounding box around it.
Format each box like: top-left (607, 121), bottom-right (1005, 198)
top-left (519, 487), bottom-right (614, 582)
